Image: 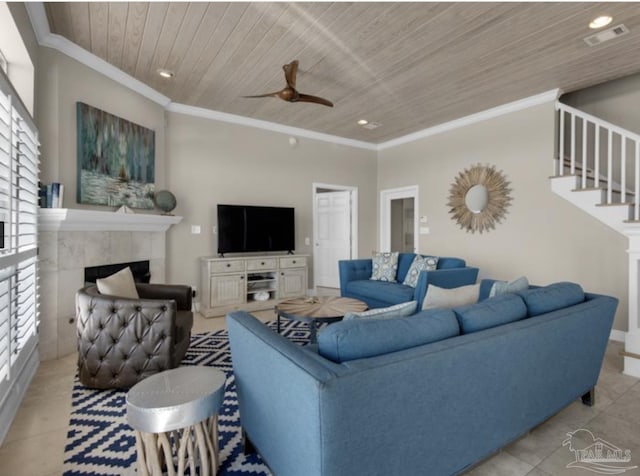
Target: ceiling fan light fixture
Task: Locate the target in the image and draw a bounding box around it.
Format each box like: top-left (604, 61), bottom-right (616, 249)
top-left (157, 68), bottom-right (174, 79)
top-left (589, 15), bottom-right (612, 29)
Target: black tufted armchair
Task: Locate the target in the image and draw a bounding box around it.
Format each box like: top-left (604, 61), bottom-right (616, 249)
top-left (75, 283), bottom-right (194, 389)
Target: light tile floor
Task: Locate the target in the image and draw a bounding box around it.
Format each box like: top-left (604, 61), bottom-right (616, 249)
top-left (1, 308), bottom-right (639, 476)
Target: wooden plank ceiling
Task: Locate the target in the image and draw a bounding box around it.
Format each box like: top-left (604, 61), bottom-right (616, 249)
top-left (45, 2), bottom-right (640, 144)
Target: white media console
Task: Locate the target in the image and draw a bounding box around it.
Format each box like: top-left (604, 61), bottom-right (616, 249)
top-left (199, 254), bottom-right (308, 317)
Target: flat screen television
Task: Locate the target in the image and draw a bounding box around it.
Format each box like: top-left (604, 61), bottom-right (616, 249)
top-left (217, 204), bottom-right (295, 255)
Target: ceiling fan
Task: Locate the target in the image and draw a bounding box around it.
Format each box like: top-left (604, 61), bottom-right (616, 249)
top-left (242, 60), bottom-right (334, 107)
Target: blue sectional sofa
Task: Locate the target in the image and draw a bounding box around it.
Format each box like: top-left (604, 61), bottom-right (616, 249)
top-left (339, 253), bottom-right (479, 309)
top-left (227, 282), bottom-right (617, 476)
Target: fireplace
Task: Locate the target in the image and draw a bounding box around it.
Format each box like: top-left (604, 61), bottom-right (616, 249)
top-left (38, 209), bottom-right (182, 361)
top-left (84, 260), bottom-right (151, 284)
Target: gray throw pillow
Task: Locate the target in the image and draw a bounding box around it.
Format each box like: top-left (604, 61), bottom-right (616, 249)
top-left (489, 276), bottom-right (529, 298)
top-left (422, 283), bottom-right (480, 310)
top-left (370, 251), bottom-right (399, 282)
top-left (403, 255), bottom-right (438, 288)
top-left (344, 301), bottom-right (417, 321)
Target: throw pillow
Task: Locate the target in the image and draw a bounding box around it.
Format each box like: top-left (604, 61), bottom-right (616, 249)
top-left (402, 255), bottom-right (439, 288)
top-left (96, 267), bottom-right (139, 299)
top-left (489, 276), bottom-right (529, 298)
top-left (343, 301), bottom-right (417, 321)
top-left (370, 251), bottom-right (399, 282)
top-left (422, 283), bottom-right (480, 310)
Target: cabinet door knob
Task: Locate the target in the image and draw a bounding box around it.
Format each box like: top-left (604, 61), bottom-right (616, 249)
top-left (261, 261), bottom-right (265, 265)
top-left (281, 272), bottom-right (284, 276)
top-left (292, 260), bottom-right (296, 264)
top-left (226, 263), bottom-right (231, 267)
top-left (240, 276), bottom-right (244, 280)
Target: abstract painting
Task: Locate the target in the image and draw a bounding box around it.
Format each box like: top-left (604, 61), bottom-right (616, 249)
top-left (76, 102), bottom-right (155, 209)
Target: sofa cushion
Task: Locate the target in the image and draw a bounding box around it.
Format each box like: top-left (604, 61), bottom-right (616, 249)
top-left (436, 257), bottom-right (466, 269)
top-left (370, 251), bottom-right (399, 282)
top-left (454, 293), bottom-right (528, 334)
top-left (516, 282), bottom-right (585, 317)
top-left (318, 309), bottom-right (460, 363)
top-left (403, 255), bottom-right (438, 287)
top-left (422, 283), bottom-right (480, 310)
top-left (489, 276), bottom-right (529, 297)
top-left (345, 280), bottom-right (415, 305)
top-left (344, 301), bottom-right (417, 321)
top-left (96, 267), bottom-right (139, 299)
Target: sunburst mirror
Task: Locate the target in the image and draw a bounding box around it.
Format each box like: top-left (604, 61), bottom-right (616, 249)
top-left (447, 164), bottom-right (512, 234)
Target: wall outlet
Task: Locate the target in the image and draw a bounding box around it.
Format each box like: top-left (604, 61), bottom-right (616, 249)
top-left (305, 237), bottom-right (310, 246)
top-left (212, 225), bottom-right (217, 234)
top-left (191, 225), bottom-right (201, 234)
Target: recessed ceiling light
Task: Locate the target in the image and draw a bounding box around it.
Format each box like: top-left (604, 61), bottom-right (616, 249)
top-left (157, 68), bottom-right (174, 78)
top-left (589, 15), bottom-right (612, 29)
top-left (362, 121), bottom-right (381, 130)
top-left (357, 119), bottom-right (369, 126)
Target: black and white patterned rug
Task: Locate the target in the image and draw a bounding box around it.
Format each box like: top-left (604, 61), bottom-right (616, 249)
top-left (63, 320), bottom-right (311, 475)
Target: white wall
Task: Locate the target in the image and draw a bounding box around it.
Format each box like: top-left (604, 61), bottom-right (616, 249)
top-left (1, 2), bottom-right (35, 114)
top-left (164, 111), bottom-right (378, 290)
top-left (378, 102), bottom-right (629, 331)
top-left (36, 48), bottom-right (167, 203)
top-left (563, 72), bottom-right (640, 135)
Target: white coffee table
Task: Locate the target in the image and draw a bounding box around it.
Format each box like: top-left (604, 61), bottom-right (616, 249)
top-left (126, 366), bottom-right (226, 476)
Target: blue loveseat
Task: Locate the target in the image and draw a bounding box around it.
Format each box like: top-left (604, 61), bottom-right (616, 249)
top-left (227, 281), bottom-right (617, 476)
top-left (339, 252), bottom-right (479, 309)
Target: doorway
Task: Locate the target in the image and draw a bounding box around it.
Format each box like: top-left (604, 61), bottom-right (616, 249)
top-left (313, 183), bottom-right (358, 289)
top-left (380, 186), bottom-right (418, 252)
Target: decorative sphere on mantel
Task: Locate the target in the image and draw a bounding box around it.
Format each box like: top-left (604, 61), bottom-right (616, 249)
top-left (154, 190), bottom-right (177, 214)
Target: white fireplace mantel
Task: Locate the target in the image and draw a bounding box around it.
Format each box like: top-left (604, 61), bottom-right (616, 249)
top-left (38, 208), bottom-right (183, 232)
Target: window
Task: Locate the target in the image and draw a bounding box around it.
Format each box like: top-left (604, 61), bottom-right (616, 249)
top-left (0, 69), bottom-right (39, 410)
top-left (0, 49), bottom-right (6, 76)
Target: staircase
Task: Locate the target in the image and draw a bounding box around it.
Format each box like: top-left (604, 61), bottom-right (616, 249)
top-left (551, 100), bottom-right (640, 378)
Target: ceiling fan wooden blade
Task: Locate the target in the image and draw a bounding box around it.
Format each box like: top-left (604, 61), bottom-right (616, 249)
top-left (241, 91), bottom-right (281, 99)
top-left (296, 93), bottom-right (334, 107)
top-left (283, 60), bottom-right (298, 88)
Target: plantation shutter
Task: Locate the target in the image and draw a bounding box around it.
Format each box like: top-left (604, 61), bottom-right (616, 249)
top-left (0, 70), bottom-right (39, 391)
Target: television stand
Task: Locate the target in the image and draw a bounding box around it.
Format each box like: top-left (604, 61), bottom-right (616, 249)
top-left (199, 254), bottom-right (309, 317)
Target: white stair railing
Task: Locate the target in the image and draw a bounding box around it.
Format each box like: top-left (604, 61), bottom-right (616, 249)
top-left (556, 101), bottom-right (640, 220)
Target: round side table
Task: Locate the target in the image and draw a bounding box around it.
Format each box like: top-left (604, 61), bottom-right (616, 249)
top-left (126, 366), bottom-right (226, 476)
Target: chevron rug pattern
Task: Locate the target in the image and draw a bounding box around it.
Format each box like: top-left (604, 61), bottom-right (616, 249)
top-left (63, 320), bottom-right (311, 475)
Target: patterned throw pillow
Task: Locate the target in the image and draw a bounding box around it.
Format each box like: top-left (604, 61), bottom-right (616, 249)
top-left (370, 251), bottom-right (399, 282)
top-left (402, 255), bottom-right (439, 288)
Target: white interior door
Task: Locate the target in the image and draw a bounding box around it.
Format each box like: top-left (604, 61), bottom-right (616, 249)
top-left (314, 191), bottom-right (352, 288)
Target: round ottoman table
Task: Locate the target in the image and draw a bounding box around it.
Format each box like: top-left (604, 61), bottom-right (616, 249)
top-left (126, 366), bottom-right (226, 476)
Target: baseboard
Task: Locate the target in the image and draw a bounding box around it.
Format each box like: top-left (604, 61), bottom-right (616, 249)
top-left (0, 342), bottom-right (39, 444)
top-left (610, 329), bottom-right (626, 342)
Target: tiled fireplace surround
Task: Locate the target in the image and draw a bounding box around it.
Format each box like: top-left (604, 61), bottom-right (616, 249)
top-left (37, 209), bottom-right (182, 361)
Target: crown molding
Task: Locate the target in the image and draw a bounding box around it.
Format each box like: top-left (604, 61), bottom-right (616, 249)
top-left (166, 103), bottom-right (378, 151)
top-left (25, 3), bottom-right (170, 107)
top-left (377, 89), bottom-right (562, 151)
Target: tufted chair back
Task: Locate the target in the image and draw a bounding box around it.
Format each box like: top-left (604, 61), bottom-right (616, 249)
top-left (76, 284), bottom-right (194, 389)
